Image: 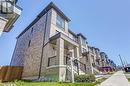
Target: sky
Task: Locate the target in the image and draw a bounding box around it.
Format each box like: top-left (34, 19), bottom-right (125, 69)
top-left (0, 0), bottom-right (130, 66)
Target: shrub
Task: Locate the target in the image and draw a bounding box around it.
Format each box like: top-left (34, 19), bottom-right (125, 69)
top-left (75, 74), bottom-right (95, 82)
top-left (14, 80), bottom-right (25, 86)
top-left (95, 78), bottom-right (107, 84)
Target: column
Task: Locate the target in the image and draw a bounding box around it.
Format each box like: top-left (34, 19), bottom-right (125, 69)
top-left (74, 47), bottom-right (79, 58)
top-left (88, 54), bottom-right (94, 74)
top-left (74, 47), bottom-right (80, 74)
top-left (56, 38), bottom-right (65, 82)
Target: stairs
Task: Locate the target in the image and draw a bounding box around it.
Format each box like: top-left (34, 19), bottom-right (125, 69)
top-left (93, 67), bottom-right (100, 74)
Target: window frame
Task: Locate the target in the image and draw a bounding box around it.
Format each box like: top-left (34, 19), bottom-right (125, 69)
top-left (31, 27), bottom-right (34, 33)
top-left (81, 38), bottom-right (86, 46)
top-left (48, 56), bottom-right (56, 67)
top-left (56, 14), bottom-right (65, 30)
top-left (28, 40), bottom-right (31, 47)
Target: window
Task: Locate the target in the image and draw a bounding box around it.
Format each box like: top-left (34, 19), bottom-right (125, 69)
top-left (66, 57), bottom-right (70, 65)
top-left (56, 14), bottom-right (65, 29)
top-left (86, 57), bottom-right (88, 61)
top-left (1, 0), bottom-right (14, 14)
top-left (28, 40), bottom-right (31, 47)
top-left (31, 28), bottom-right (33, 33)
top-left (91, 55), bottom-right (95, 62)
top-left (72, 35), bottom-right (77, 42)
top-left (48, 56), bottom-right (56, 66)
top-left (81, 38), bottom-right (86, 46)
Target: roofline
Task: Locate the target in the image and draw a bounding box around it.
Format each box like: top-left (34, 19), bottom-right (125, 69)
top-left (68, 29), bottom-right (78, 38)
top-left (15, 5), bottom-right (23, 11)
top-left (95, 48), bottom-right (100, 51)
top-left (17, 2), bottom-right (70, 38)
top-left (15, 0), bottom-right (18, 3)
top-left (100, 52), bottom-right (106, 54)
top-left (77, 33), bottom-right (87, 40)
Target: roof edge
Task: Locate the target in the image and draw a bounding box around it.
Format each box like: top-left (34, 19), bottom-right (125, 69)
top-left (17, 2), bottom-right (70, 38)
top-left (77, 33), bottom-right (87, 40)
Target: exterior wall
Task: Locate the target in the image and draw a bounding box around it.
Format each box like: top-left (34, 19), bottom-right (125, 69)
top-left (77, 36), bottom-right (88, 57)
top-left (94, 49), bottom-right (102, 67)
top-left (40, 8), bottom-right (69, 81)
top-left (100, 53), bottom-right (107, 67)
top-left (11, 9), bottom-right (52, 79)
top-left (10, 7), bottom-right (73, 81)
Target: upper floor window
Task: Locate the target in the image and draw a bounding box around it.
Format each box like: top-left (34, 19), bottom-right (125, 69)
top-left (28, 40), bottom-right (31, 47)
top-left (31, 28), bottom-right (34, 33)
top-left (81, 38), bottom-right (86, 46)
top-left (56, 14), bottom-right (65, 30)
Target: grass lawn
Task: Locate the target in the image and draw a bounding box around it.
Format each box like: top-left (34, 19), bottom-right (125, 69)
top-left (0, 83), bottom-right (3, 86)
top-left (0, 78), bottom-right (106, 86)
top-left (127, 72), bottom-right (130, 74)
top-left (10, 81), bottom-right (97, 86)
top-left (125, 72), bottom-right (130, 74)
top-left (127, 78), bottom-right (130, 82)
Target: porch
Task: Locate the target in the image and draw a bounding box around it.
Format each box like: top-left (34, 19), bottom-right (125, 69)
top-left (45, 32), bottom-right (87, 82)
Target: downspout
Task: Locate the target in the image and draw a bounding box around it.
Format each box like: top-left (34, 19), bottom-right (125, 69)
top-left (38, 11), bottom-right (48, 79)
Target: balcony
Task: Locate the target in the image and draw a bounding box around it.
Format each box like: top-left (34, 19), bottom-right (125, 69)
top-left (50, 32), bottom-right (79, 47)
top-left (0, 0), bottom-right (22, 32)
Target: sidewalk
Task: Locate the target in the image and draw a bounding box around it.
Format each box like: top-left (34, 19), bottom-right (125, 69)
top-left (99, 71), bottom-right (130, 86)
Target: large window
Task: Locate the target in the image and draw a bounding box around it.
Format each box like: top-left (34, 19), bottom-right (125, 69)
top-left (81, 38), bottom-right (86, 46)
top-left (56, 14), bottom-right (65, 29)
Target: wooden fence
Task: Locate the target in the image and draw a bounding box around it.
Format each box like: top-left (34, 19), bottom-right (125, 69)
top-left (0, 66), bottom-right (23, 82)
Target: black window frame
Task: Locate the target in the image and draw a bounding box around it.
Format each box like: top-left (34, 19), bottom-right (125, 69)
top-left (31, 27), bottom-right (34, 33)
top-left (28, 40), bottom-right (31, 47)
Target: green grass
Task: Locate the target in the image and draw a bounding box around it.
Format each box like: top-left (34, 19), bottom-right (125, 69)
top-left (0, 83), bottom-right (3, 86)
top-left (13, 81), bottom-right (96, 86)
top-left (4, 80), bottom-right (99, 86)
top-left (95, 78), bottom-right (107, 85)
top-left (0, 78), bottom-right (106, 86)
top-left (127, 78), bottom-right (130, 82)
top-left (125, 72), bottom-right (130, 74)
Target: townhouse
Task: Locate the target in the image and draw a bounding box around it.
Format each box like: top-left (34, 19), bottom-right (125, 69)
top-left (100, 52), bottom-right (116, 72)
top-left (10, 2), bottom-right (116, 82)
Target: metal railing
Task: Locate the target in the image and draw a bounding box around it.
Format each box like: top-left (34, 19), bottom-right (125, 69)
top-left (65, 57), bottom-right (87, 75)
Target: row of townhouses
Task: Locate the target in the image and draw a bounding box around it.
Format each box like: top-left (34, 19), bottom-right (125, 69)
top-left (10, 2), bottom-right (116, 82)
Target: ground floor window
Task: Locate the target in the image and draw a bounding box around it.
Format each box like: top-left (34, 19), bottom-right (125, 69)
top-left (48, 56), bottom-right (56, 67)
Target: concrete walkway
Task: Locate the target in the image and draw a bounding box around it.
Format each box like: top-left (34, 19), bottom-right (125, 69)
top-left (100, 71), bottom-right (130, 86)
